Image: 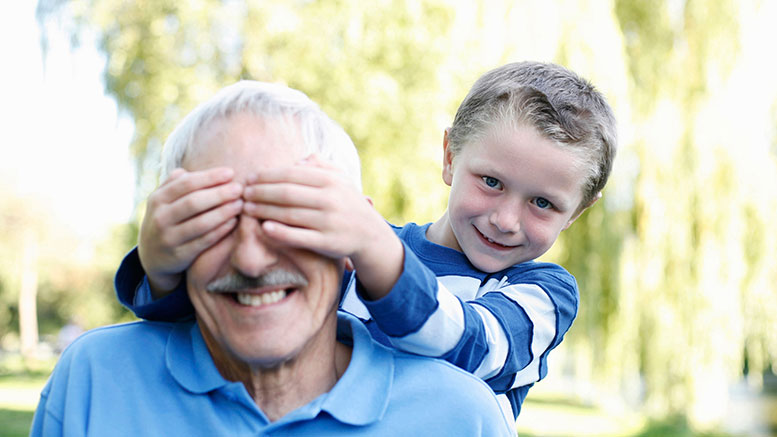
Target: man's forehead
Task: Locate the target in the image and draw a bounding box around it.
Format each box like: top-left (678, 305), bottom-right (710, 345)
top-left (183, 113), bottom-right (306, 180)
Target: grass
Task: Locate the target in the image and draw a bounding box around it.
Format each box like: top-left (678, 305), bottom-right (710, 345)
top-left (517, 393), bottom-right (644, 437)
top-left (515, 379), bottom-right (777, 437)
top-left (517, 399), bottom-right (745, 437)
top-left (0, 408), bottom-right (35, 437)
top-left (0, 355), bottom-right (55, 437)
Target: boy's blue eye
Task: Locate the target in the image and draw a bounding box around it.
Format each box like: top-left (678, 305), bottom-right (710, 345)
top-left (534, 197), bottom-right (552, 209)
top-left (482, 176), bottom-right (502, 189)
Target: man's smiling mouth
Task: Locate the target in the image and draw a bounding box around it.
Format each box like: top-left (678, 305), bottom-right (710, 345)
top-left (235, 290), bottom-right (288, 307)
top-left (207, 269), bottom-right (307, 307)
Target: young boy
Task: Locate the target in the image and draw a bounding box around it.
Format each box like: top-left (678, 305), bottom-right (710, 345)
top-left (115, 61), bottom-right (617, 424)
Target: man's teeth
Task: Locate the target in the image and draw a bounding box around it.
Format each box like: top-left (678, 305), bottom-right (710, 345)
top-left (236, 290), bottom-right (287, 307)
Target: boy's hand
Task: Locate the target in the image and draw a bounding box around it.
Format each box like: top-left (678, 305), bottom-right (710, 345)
top-left (138, 167), bottom-right (244, 298)
top-left (243, 155), bottom-right (403, 299)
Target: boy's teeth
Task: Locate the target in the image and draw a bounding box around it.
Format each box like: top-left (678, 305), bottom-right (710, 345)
top-left (236, 290), bottom-right (287, 307)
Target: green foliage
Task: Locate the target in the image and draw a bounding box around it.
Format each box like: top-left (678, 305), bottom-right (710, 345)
top-left (614, 0), bottom-right (676, 114)
top-left (0, 185), bottom-right (137, 343)
top-left (40, 0), bottom-right (457, 223)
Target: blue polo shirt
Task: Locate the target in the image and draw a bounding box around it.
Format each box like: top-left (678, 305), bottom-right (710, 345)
top-left (31, 312), bottom-right (513, 436)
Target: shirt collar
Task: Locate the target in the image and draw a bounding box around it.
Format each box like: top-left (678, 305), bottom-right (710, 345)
top-left (318, 311), bottom-right (394, 426)
top-left (164, 312), bottom-right (395, 426)
top-left (166, 321), bottom-right (233, 394)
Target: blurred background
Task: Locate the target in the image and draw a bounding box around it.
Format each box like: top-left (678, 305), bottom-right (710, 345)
top-left (1, 0), bottom-right (776, 436)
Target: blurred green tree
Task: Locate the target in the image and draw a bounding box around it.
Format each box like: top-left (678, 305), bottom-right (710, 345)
top-left (591, 0), bottom-right (777, 427)
top-left (37, 0), bottom-right (458, 224)
top-left (0, 186), bottom-right (132, 353)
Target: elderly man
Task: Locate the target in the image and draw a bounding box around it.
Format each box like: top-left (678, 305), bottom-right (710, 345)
top-left (31, 81), bottom-right (513, 436)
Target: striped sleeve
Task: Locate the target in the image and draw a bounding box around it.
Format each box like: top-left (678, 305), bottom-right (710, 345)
top-left (360, 260), bottom-right (579, 393)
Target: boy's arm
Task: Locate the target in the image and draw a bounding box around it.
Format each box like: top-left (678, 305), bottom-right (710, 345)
top-left (115, 247), bottom-right (194, 320)
top-left (243, 156), bottom-right (404, 298)
top-left (358, 261), bottom-right (579, 393)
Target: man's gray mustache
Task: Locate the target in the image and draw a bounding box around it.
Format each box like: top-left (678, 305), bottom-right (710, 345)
top-left (206, 269), bottom-right (308, 293)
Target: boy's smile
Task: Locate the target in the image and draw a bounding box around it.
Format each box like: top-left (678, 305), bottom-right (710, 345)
top-left (428, 124), bottom-right (590, 273)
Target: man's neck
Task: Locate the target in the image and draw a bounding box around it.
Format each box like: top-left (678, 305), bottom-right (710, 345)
top-left (244, 341), bottom-right (352, 421)
top-left (199, 317), bottom-right (352, 422)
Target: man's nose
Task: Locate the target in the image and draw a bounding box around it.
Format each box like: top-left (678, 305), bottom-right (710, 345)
top-left (489, 201), bottom-right (522, 234)
top-left (230, 215), bottom-right (279, 277)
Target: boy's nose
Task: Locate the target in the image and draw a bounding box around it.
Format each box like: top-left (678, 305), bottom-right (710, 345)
top-left (230, 215), bottom-right (280, 277)
top-left (490, 203), bottom-right (522, 234)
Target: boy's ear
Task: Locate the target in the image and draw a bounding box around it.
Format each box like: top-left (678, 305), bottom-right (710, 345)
top-left (442, 128), bottom-right (454, 186)
top-left (563, 192), bottom-right (602, 230)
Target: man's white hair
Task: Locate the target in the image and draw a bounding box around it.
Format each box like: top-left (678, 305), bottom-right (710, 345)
top-left (161, 80), bottom-right (362, 190)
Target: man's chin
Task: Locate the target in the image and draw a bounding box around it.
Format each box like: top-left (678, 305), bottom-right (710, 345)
top-left (231, 345), bottom-right (304, 370)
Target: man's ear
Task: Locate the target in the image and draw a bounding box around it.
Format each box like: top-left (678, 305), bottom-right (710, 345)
top-left (563, 192), bottom-right (602, 230)
top-left (442, 128), bottom-right (454, 186)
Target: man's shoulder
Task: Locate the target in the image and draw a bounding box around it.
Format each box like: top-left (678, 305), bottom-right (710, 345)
top-left (44, 321), bottom-right (184, 403)
top-left (386, 350), bottom-right (513, 433)
top-left (61, 320), bottom-right (179, 361)
top-left (391, 350), bottom-right (501, 402)
top-left (340, 311), bottom-right (498, 399)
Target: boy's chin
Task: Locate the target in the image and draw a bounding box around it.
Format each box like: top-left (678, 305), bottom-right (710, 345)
top-left (467, 253), bottom-right (521, 273)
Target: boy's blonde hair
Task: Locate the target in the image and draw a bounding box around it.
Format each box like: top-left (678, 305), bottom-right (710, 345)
top-left (447, 61), bottom-right (617, 211)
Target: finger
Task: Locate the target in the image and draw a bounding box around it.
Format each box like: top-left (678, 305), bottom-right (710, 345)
top-left (177, 216), bottom-right (239, 257)
top-left (299, 153), bottom-right (339, 169)
top-left (170, 198), bottom-right (244, 245)
top-left (261, 220), bottom-right (330, 253)
top-left (161, 168), bottom-right (186, 185)
top-left (154, 167), bottom-right (236, 204)
top-left (244, 202), bottom-right (326, 229)
top-left (243, 182), bottom-right (325, 209)
top-left (162, 182), bottom-right (244, 226)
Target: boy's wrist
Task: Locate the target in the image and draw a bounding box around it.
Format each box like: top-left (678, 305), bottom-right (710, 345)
top-left (351, 223), bottom-right (404, 301)
top-left (147, 273), bottom-right (183, 300)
